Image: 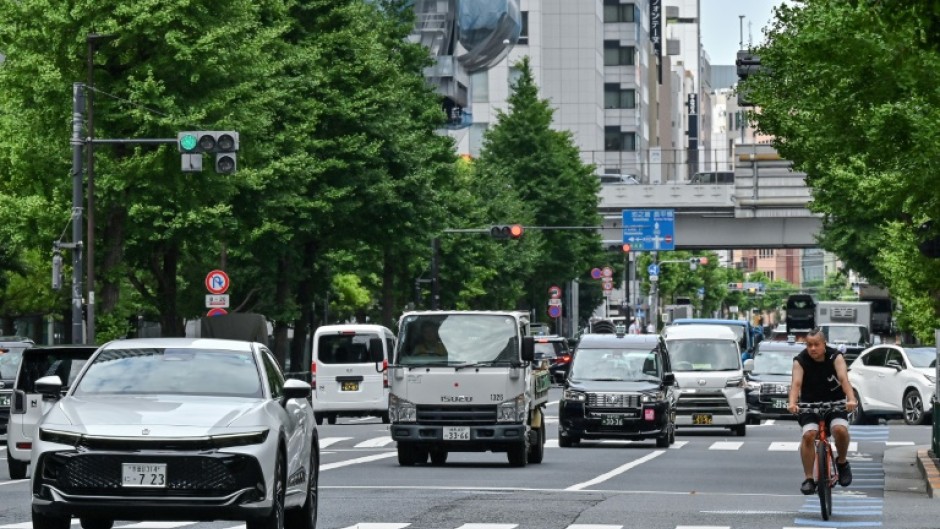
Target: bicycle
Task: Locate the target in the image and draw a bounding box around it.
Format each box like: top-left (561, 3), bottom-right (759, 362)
top-left (797, 400), bottom-right (848, 521)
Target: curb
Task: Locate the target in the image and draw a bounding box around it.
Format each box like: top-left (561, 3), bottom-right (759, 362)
top-left (916, 449), bottom-right (940, 499)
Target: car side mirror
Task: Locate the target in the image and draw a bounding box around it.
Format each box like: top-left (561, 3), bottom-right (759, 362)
top-left (521, 337), bottom-right (535, 362)
top-left (369, 338), bottom-right (385, 368)
top-left (283, 378), bottom-right (312, 402)
top-left (35, 375), bottom-right (63, 398)
top-left (743, 358), bottom-right (755, 372)
top-left (886, 360), bottom-right (903, 371)
top-left (662, 372), bottom-right (676, 386)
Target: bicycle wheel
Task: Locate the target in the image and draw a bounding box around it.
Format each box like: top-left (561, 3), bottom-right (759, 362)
top-left (816, 441), bottom-right (832, 520)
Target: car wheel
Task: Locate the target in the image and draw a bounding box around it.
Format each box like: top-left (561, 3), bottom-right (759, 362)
top-left (527, 426), bottom-right (545, 464)
top-left (327, 415), bottom-right (337, 425)
top-left (32, 507), bottom-right (70, 529)
top-left (80, 518), bottom-right (114, 529)
top-left (285, 443), bottom-right (318, 529)
top-left (507, 439), bottom-right (528, 467)
top-left (668, 424), bottom-right (676, 445)
top-left (247, 452), bottom-right (285, 529)
top-left (429, 449), bottom-right (448, 466)
top-left (314, 414), bottom-right (323, 426)
top-left (380, 411), bottom-right (390, 424)
top-left (903, 389), bottom-right (928, 426)
top-left (7, 456), bottom-right (27, 480)
top-left (732, 423), bottom-right (747, 437)
top-left (851, 390), bottom-right (872, 425)
top-left (656, 430), bottom-right (670, 448)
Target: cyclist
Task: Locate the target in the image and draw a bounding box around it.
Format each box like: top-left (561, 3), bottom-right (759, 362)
top-left (786, 328), bottom-right (858, 494)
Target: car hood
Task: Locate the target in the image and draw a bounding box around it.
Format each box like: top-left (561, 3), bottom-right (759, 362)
top-left (567, 380), bottom-right (661, 393)
top-left (747, 373), bottom-right (790, 383)
top-left (41, 395), bottom-right (267, 436)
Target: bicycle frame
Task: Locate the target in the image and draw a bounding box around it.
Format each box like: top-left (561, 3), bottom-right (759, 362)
top-left (799, 401), bottom-right (846, 521)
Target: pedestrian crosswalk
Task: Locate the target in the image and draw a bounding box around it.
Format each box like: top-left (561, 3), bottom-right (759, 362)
top-left (0, 523), bottom-right (891, 529)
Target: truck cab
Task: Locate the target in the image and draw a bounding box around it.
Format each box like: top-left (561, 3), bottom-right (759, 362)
top-left (388, 311), bottom-right (549, 467)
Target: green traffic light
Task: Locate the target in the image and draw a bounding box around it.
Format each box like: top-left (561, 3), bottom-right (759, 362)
top-left (180, 134), bottom-right (197, 152)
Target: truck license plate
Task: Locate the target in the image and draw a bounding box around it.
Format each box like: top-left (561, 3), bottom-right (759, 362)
top-left (341, 381), bottom-right (359, 391)
top-left (692, 413), bottom-right (713, 425)
top-left (122, 463), bottom-right (167, 488)
top-left (443, 427), bottom-right (471, 441)
top-left (601, 415), bottom-right (624, 426)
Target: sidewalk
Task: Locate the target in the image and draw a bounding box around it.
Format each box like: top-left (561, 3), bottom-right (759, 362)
top-left (886, 444), bottom-right (940, 498)
top-left (915, 446), bottom-right (940, 498)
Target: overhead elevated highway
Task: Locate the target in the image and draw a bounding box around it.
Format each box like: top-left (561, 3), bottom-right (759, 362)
top-left (597, 144), bottom-right (822, 249)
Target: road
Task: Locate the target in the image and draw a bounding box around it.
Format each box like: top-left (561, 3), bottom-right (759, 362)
top-left (1, 387), bottom-right (936, 529)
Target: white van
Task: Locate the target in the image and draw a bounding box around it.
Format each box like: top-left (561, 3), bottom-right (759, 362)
top-left (663, 324), bottom-right (748, 436)
top-left (311, 324), bottom-right (395, 425)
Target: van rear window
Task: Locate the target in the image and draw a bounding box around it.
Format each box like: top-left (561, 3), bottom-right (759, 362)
top-left (318, 333), bottom-right (380, 364)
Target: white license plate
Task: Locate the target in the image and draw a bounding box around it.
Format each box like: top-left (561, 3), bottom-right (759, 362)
top-left (772, 398), bottom-right (788, 409)
top-left (122, 463), bottom-right (167, 488)
top-left (443, 427), bottom-right (471, 441)
top-left (601, 415), bottom-right (624, 426)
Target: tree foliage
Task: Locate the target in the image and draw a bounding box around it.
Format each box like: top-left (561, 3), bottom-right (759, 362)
top-left (748, 0), bottom-right (940, 341)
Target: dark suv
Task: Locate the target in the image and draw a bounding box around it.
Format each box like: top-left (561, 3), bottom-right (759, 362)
top-left (0, 336), bottom-right (35, 434)
top-left (744, 340), bottom-right (803, 423)
top-left (558, 333), bottom-right (677, 447)
top-left (533, 335), bottom-right (572, 383)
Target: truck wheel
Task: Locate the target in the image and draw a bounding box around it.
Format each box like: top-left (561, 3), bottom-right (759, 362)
top-left (327, 415), bottom-right (337, 425)
top-left (558, 433), bottom-right (579, 448)
top-left (7, 456), bottom-right (28, 480)
top-left (397, 444), bottom-right (417, 466)
top-left (732, 423), bottom-right (747, 437)
top-left (429, 449), bottom-right (448, 466)
top-left (656, 429), bottom-right (670, 448)
top-left (314, 414), bottom-right (323, 426)
top-left (527, 427), bottom-right (545, 464)
top-left (507, 440), bottom-right (528, 467)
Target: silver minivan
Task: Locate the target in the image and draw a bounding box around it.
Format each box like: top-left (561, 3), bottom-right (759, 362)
top-left (311, 324), bottom-right (395, 425)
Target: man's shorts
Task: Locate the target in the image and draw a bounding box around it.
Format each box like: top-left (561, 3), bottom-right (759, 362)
top-left (798, 410), bottom-right (849, 435)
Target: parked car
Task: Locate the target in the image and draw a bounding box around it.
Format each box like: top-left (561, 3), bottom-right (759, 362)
top-left (599, 174), bottom-right (640, 185)
top-left (6, 345), bottom-right (100, 479)
top-left (558, 333), bottom-right (676, 448)
top-left (744, 340), bottom-right (803, 423)
top-left (0, 336), bottom-right (35, 435)
top-left (533, 335), bottom-right (572, 383)
top-left (30, 338), bottom-right (318, 529)
top-left (848, 344), bottom-right (936, 425)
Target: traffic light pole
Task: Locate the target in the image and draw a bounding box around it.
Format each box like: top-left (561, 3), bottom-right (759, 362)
top-left (70, 84), bottom-right (86, 344)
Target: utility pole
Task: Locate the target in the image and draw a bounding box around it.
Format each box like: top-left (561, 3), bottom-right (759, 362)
top-left (430, 237), bottom-right (440, 310)
top-left (69, 83), bottom-right (85, 343)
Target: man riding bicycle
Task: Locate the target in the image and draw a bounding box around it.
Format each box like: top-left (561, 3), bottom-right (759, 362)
top-left (787, 328), bottom-right (858, 494)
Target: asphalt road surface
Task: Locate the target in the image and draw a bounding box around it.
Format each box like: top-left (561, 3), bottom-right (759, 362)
top-left (1, 387), bottom-right (936, 529)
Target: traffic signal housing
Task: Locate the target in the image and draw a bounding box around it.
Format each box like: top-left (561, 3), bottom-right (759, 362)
top-left (689, 256), bottom-right (708, 270)
top-left (735, 50), bottom-right (762, 107)
top-left (178, 131), bottom-right (239, 174)
top-left (490, 224), bottom-right (524, 239)
top-left (606, 243), bottom-right (631, 252)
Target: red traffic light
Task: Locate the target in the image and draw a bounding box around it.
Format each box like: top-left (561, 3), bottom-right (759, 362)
top-left (699, 257), bottom-right (708, 265)
top-left (622, 243), bottom-right (631, 252)
top-left (490, 224), bottom-right (524, 239)
top-left (509, 224), bottom-right (524, 239)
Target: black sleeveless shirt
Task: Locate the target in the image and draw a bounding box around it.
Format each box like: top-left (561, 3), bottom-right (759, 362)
top-left (795, 346), bottom-right (846, 402)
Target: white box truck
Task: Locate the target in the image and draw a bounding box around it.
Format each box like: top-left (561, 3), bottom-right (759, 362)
top-left (815, 301), bottom-right (873, 363)
top-left (388, 310), bottom-right (550, 467)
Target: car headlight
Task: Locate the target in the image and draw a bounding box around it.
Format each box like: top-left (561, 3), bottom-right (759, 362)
top-left (39, 428), bottom-right (83, 446)
top-left (389, 393), bottom-right (416, 423)
top-left (498, 394), bottom-right (526, 423)
top-left (210, 430), bottom-right (269, 448)
top-left (641, 391), bottom-right (665, 403)
top-left (563, 389), bottom-right (586, 402)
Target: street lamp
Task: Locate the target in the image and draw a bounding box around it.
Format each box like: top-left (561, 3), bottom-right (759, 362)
top-left (85, 32), bottom-right (116, 344)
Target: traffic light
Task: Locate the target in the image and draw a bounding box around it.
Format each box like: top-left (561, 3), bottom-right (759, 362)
top-left (51, 250), bottom-right (62, 291)
top-left (490, 224), bottom-right (524, 239)
top-left (606, 243), bottom-right (631, 252)
top-left (177, 131), bottom-right (239, 174)
top-left (689, 256), bottom-right (708, 270)
top-left (735, 50), bottom-right (762, 107)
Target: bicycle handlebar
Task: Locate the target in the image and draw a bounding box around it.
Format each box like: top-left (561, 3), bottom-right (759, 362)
top-left (796, 400), bottom-right (847, 415)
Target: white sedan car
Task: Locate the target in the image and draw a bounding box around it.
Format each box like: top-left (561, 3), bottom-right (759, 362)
top-left (848, 344), bottom-right (936, 425)
top-left (30, 338), bottom-right (318, 529)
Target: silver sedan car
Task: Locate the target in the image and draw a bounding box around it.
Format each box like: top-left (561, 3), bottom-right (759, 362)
top-left (30, 338), bottom-right (318, 529)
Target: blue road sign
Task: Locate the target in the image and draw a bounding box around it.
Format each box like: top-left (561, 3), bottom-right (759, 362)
top-left (647, 264), bottom-right (660, 276)
top-left (622, 209), bottom-right (675, 251)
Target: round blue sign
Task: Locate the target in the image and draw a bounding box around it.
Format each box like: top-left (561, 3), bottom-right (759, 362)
top-left (548, 305), bottom-right (562, 318)
top-left (647, 264), bottom-right (660, 276)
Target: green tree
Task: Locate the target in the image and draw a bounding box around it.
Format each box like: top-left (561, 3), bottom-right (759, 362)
top-left (748, 0), bottom-right (940, 340)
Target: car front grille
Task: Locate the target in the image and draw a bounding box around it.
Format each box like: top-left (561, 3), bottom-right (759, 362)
top-left (759, 383), bottom-right (789, 397)
top-left (587, 393), bottom-right (641, 409)
top-left (677, 391), bottom-right (733, 415)
top-left (416, 405), bottom-right (497, 425)
top-left (39, 451), bottom-right (264, 497)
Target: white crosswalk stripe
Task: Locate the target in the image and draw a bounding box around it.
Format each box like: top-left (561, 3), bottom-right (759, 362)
top-left (337, 524), bottom-right (410, 529)
top-left (116, 523), bottom-right (193, 529)
top-left (319, 436), bottom-right (353, 448)
top-left (769, 442), bottom-right (800, 451)
top-left (354, 436), bottom-right (394, 448)
top-left (316, 437), bottom-right (886, 451)
top-left (708, 441), bottom-right (742, 450)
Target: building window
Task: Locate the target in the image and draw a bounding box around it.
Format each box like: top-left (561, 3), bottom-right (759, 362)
top-left (471, 70), bottom-right (489, 103)
top-left (604, 84), bottom-right (636, 109)
top-left (759, 249), bottom-right (775, 258)
top-left (605, 127), bottom-right (636, 151)
top-left (604, 41), bottom-right (635, 66)
top-left (603, 0), bottom-right (637, 23)
top-left (518, 11), bottom-right (529, 45)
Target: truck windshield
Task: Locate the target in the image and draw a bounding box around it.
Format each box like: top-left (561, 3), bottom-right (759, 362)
top-left (822, 326), bottom-right (868, 345)
top-left (395, 314), bottom-right (519, 366)
top-left (668, 340), bottom-right (740, 371)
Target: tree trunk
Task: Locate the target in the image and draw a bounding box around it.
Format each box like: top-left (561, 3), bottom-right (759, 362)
top-left (272, 256), bottom-right (291, 366)
top-left (153, 245), bottom-right (183, 337)
top-left (381, 248), bottom-right (396, 328)
top-left (289, 241), bottom-right (318, 376)
top-left (99, 200), bottom-right (128, 313)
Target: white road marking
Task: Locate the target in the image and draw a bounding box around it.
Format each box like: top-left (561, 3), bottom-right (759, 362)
top-left (769, 442), bottom-right (800, 451)
top-left (320, 452), bottom-right (398, 470)
top-left (566, 450), bottom-right (665, 491)
top-left (0, 479), bottom-right (28, 487)
top-left (763, 419), bottom-right (776, 426)
top-left (455, 525), bottom-right (517, 529)
top-left (222, 525), bottom-right (246, 529)
top-left (115, 524), bottom-right (194, 529)
top-left (670, 441), bottom-right (689, 449)
top-left (567, 525), bottom-right (623, 529)
top-left (337, 525), bottom-right (410, 529)
top-left (319, 437), bottom-right (353, 448)
top-left (676, 526), bottom-right (731, 529)
top-left (708, 442), bottom-right (742, 450)
top-left (546, 400), bottom-right (559, 407)
top-left (545, 440), bottom-right (559, 448)
top-left (885, 441), bottom-right (915, 446)
top-left (354, 436), bottom-right (394, 448)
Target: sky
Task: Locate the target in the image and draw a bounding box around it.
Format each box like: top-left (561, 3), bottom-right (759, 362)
top-left (700, 0), bottom-right (786, 65)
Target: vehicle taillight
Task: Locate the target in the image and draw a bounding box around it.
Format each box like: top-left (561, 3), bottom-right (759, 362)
top-left (310, 361), bottom-right (317, 388)
top-left (560, 354), bottom-right (571, 363)
top-left (383, 359), bottom-right (389, 388)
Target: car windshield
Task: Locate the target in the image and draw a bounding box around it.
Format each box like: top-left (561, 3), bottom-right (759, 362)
top-left (396, 314), bottom-right (519, 366)
top-left (73, 348), bottom-right (262, 398)
top-left (668, 339), bottom-right (740, 371)
top-left (822, 326), bottom-right (868, 344)
top-left (0, 348), bottom-right (25, 379)
top-left (752, 348), bottom-right (795, 375)
top-left (318, 332), bottom-right (380, 364)
top-left (904, 347), bottom-right (937, 368)
top-left (569, 348), bottom-right (662, 381)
